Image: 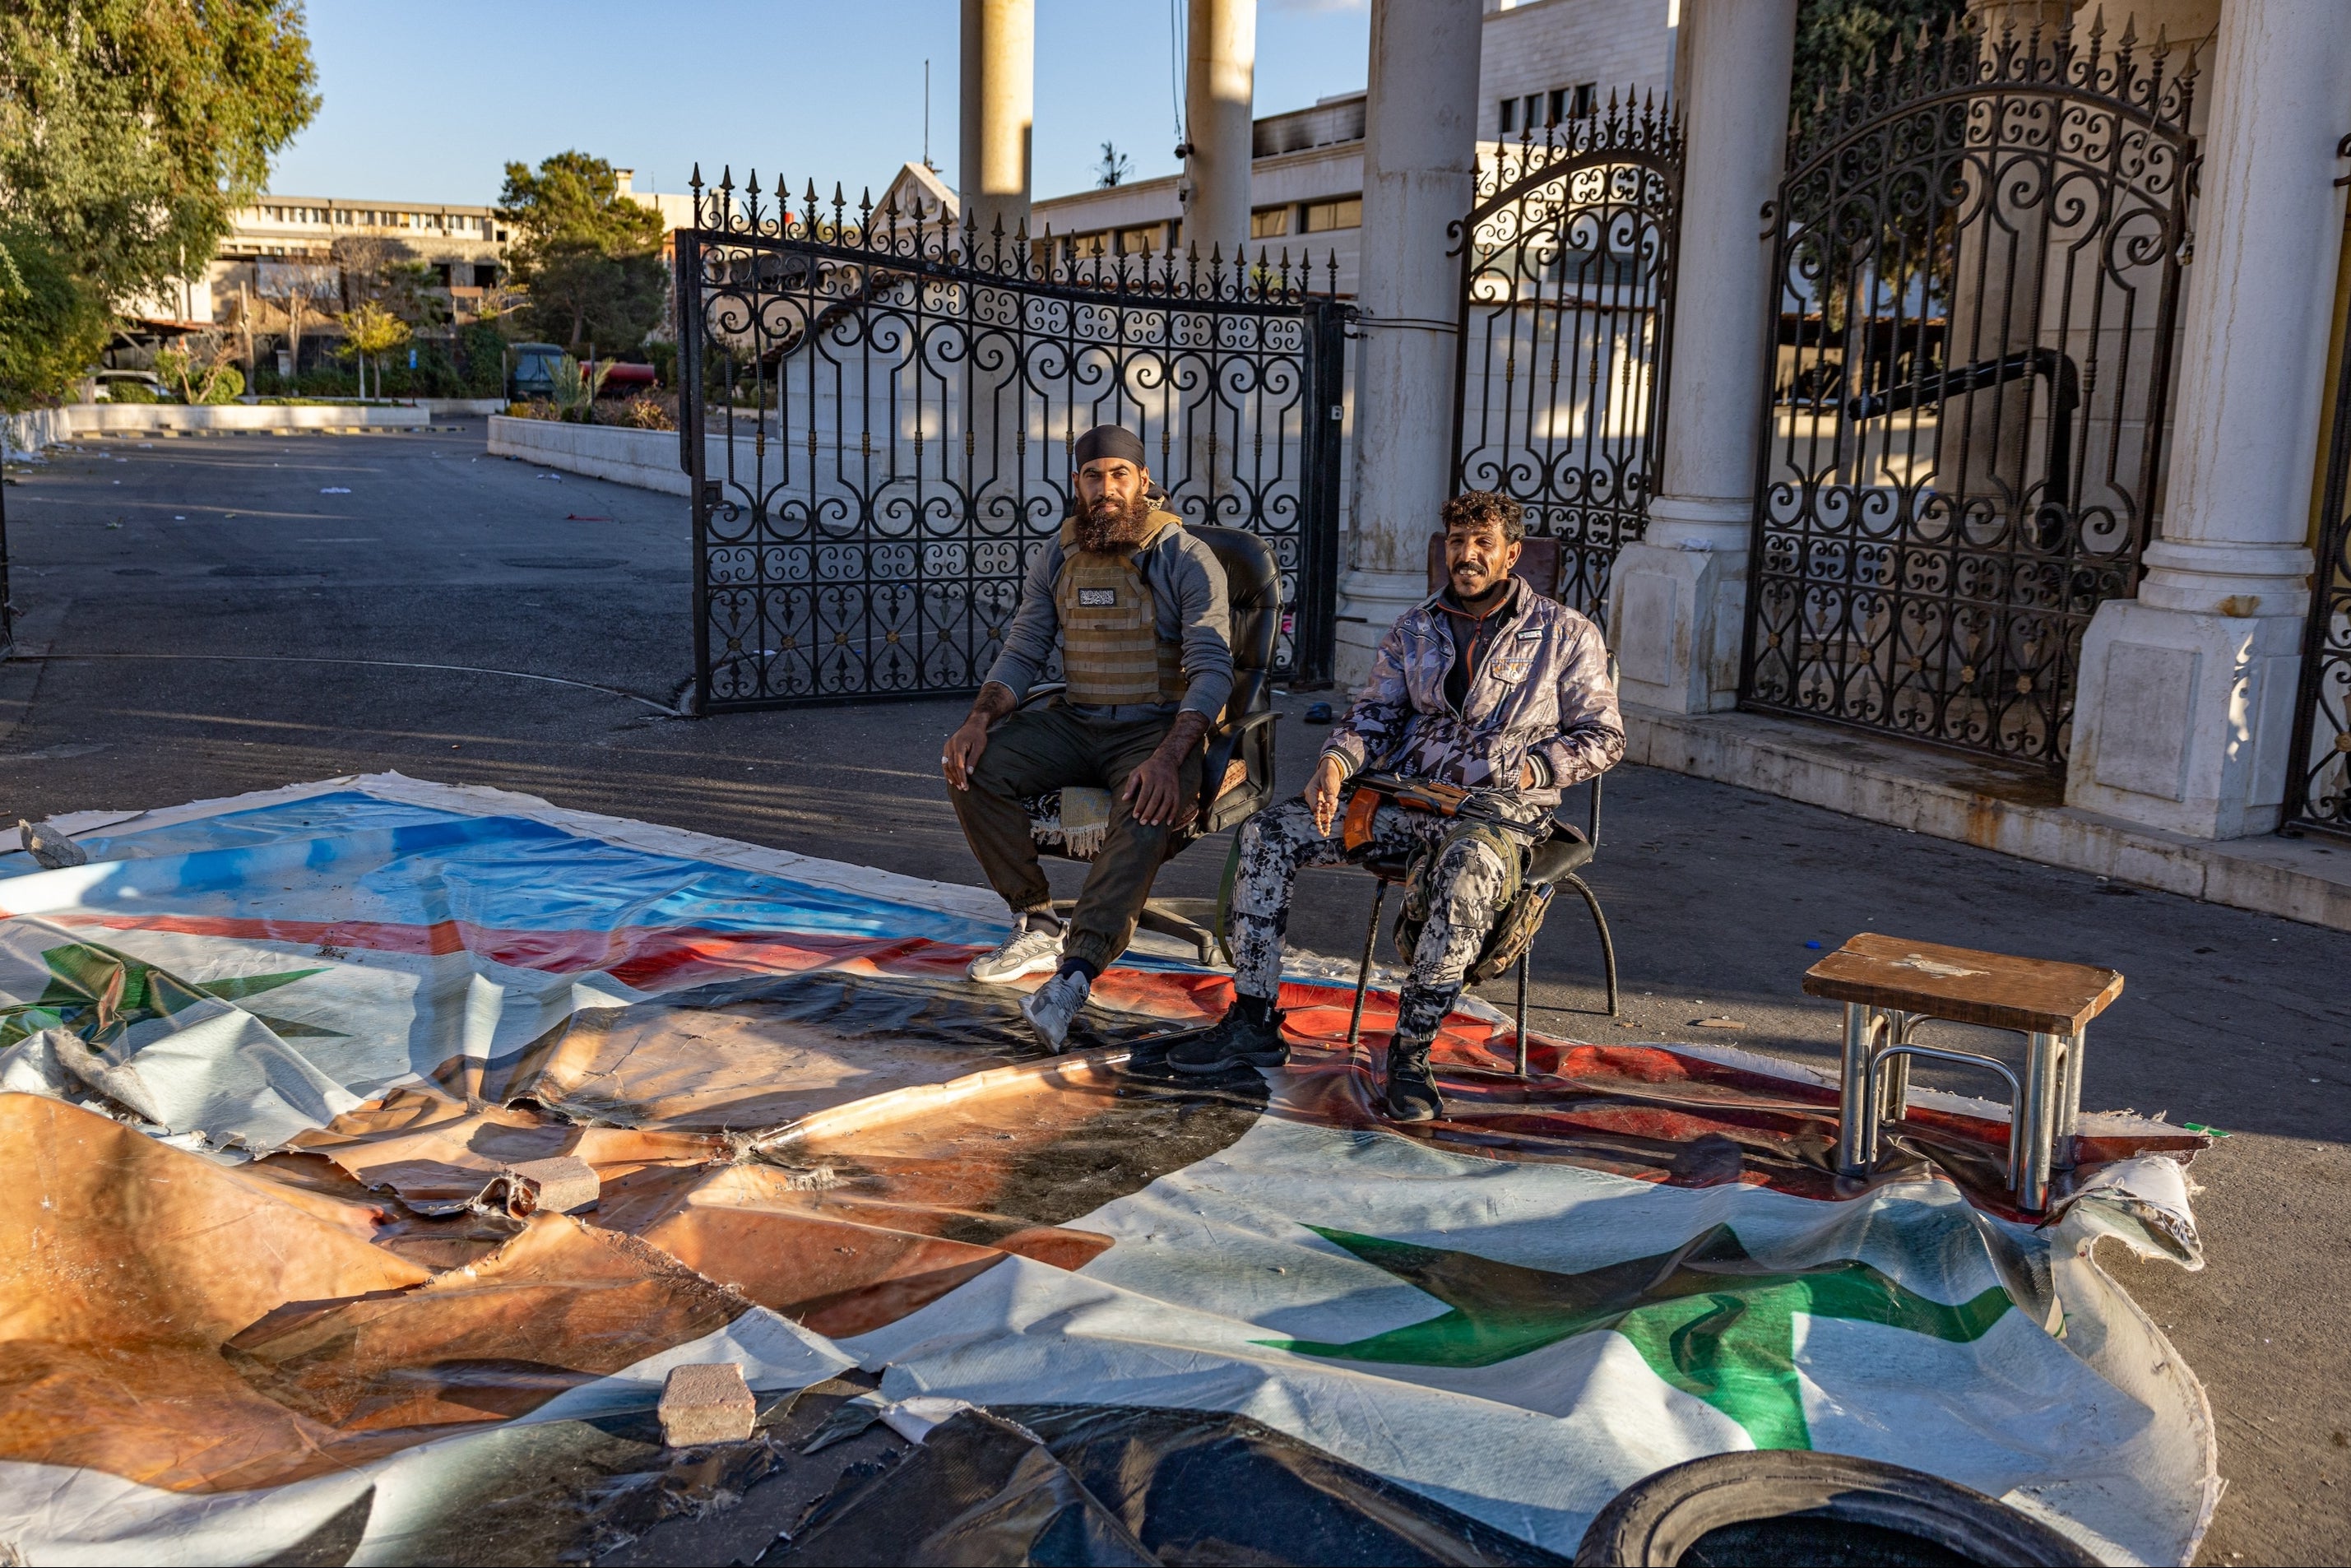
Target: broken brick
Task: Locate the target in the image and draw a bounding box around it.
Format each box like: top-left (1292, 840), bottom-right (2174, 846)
top-left (503, 1154), bottom-right (600, 1214)
top-left (658, 1361), bottom-right (758, 1447)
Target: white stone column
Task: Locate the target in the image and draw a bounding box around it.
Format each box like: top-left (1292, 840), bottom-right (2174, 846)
top-left (959, 0), bottom-right (1033, 249)
top-left (959, 0), bottom-right (1033, 517)
top-left (2066, 0), bottom-right (2351, 839)
top-left (1184, 0), bottom-right (1256, 257)
top-left (1335, 0), bottom-right (1484, 686)
top-left (1606, 0), bottom-right (1797, 713)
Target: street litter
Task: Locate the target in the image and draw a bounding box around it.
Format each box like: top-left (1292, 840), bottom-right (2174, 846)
top-left (318, 486), bottom-right (351, 494)
top-left (0, 776), bottom-right (2218, 1565)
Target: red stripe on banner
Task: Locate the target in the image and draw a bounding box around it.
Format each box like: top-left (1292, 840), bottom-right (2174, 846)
top-left (37, 912), bottom-right (954, 990)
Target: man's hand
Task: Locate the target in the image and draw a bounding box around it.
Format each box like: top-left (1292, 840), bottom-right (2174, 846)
top-left (1305, 753), bottom-right (1349, 836)
top-left (1121, 712), bottom-right (1208, 827)
top-left (943, 684), bottom-right (1015, 790)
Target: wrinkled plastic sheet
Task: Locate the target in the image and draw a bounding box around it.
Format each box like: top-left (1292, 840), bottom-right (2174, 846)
top-left (777, 1403), bottom-right (1571, 1566)
top-left (0, 775), bottom-right (2219, 1566)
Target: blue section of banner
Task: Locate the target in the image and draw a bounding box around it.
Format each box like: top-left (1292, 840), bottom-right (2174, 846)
top-left (2, 790), bottom-right (993, 946)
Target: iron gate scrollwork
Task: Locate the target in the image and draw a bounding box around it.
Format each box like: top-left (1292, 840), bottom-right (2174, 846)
top-left (1741, 18), bottom-right (2196, 766)
top-left (677, 171), bottom-right (1349, 712)
top-left (1450, 96), bottom-right (1683, 620)
top-left (2283, 257), bottom-right (2351, 838)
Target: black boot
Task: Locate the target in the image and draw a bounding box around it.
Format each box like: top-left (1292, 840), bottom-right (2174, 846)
top-left (1167, 995), bottom-right (1288, 1075)
top-left (1383, 1032), bottom-right (1444, 1121)
top-left (1382, 981), bottom-right (1458, 1122)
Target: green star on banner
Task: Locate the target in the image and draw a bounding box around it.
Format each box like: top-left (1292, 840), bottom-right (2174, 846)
top-left (1261, 1222), bottom-right (2012, 1450)
top-left (0, 939), bottom-right (336, 1051)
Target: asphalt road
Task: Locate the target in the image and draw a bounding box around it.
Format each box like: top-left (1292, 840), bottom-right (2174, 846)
top-left (2, 423), bottom-right (2345, 1564)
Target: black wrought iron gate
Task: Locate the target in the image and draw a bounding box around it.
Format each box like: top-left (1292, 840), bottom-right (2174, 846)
top-left (1740, 19), bottom-right (2196, 766)
top-left (677, 174), bottom-right (1348, 712)
top-left (1450, 99), bottom-right (1684, 620)
top-left (2283, 253), bottom-right (2351, 837)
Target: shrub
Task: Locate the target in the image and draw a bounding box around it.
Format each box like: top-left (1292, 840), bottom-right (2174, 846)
top-left (614, 392), bottom-right (674, 430)
top-left (201, 365), bottom-right (245, 403)
top-left (104, 381), bottom-right (160, 404)
top-left (505, 399), bottom-right (559, 421)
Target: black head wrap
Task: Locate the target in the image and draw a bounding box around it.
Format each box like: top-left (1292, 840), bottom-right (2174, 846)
top-left (1072, 424), bottom-right (1146, 470)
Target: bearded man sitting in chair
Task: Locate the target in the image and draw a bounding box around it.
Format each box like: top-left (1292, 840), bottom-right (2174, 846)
top-left (941, 423), bottom-right (1234, 1051)
top-left (1166, 489), bottom-right (1622, 1120)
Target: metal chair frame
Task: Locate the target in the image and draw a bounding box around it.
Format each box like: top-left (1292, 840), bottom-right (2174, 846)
top-left (1339, 772), bottom-right (1620, 1079)
top-left (1835, 1002), bottom-right (2082, 1211)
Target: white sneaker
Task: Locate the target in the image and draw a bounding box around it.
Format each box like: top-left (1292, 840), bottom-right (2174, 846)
top-left (967, 924), bottom-right (1064, 985)
top-left (1021, 967), bottom-right (1090, 1053)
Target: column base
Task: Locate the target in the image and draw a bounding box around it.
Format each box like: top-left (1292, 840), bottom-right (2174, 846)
top-left (2066, 598), bottom-right (2307, 840)
top-left (1606, 540), bottom-right (1750, 714)
top-left (1334, 568), bottom-right (1428, 689)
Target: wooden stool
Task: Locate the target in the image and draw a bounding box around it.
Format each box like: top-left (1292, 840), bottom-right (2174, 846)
top-left (1802, 935), bottom-right (2123, 1212)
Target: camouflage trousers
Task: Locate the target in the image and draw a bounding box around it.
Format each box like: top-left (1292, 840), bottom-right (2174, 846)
top-left (1229, 794), bottom-right (1514, 1040)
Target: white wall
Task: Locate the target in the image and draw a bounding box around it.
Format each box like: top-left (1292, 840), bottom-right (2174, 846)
top-left (1479, 0), bottom-right (1675, 140)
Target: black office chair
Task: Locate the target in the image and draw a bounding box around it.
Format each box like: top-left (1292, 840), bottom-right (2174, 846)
top-left (1013, 522), bottom-right (1281, 963)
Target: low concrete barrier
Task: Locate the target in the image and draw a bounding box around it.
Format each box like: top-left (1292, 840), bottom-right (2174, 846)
top-left (485, 415), bottom-right (694, 495)
top-left (67, 402), bottom-right (429, 434)
top-left (1, 407), bottom-right (72, 458)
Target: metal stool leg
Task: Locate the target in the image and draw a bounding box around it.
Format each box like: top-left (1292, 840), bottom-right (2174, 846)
top-left (1562, 873), bottom-right (1618, 1017)
top-left (1876, 1009), bottom-right (1917, 1123)
top-left (1514, 953), bottom-right (1530, 1079)
top-left (2019, 1032), bottom-right (2063, 1210)
top-left (1346, 878), bottom-right (1389, 1048)
top-left (1837, 1004), bottom-right (1885, 1177)
top-left (2053, 1027), bottom-right (2084, 1171)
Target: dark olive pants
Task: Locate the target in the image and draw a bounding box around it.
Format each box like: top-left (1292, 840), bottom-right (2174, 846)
top-left (950, 702), bottom-right (1203, 974)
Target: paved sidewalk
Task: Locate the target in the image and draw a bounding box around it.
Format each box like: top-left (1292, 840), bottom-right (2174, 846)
top-left (2, 427), bottom-right (2345, 1562)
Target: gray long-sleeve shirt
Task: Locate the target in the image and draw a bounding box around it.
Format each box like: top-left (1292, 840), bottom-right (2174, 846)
top-left (981, 521), bottom-right (1235, 723)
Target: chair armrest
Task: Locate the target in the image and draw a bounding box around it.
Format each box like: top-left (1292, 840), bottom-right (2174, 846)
top-left (1216, 708), bottom-right (1282, 740)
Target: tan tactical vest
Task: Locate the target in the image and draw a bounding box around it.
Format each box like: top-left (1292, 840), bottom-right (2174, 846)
top-left (1055, 511), bottom-right (1188, 707)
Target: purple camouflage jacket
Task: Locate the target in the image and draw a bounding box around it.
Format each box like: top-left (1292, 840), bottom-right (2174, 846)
top-left (1321, 577), bottom-right (1623, 822)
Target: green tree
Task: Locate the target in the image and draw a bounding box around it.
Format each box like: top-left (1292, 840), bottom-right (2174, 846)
top-left (1792, 0), bottom-right (1969, 125)
top-left (336, 302), bottom-right (410, 401)
top-left (0, 229), bottom-right (112, 408)
top-left (498, 151), bottom-right (668, 355)
top-left (0, 0), bottom-right (318, 310)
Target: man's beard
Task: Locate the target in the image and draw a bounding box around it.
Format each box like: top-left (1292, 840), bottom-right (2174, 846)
top-left (1075, 490), bottom-right (1152, 551)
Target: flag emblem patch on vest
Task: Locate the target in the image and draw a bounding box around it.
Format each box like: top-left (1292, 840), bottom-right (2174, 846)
top-left (1077, 587), bottom-right (1118, 606)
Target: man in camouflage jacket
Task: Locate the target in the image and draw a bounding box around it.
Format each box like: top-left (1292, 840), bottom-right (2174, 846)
top-left (1167, 490), bottom-right (1622, 1120)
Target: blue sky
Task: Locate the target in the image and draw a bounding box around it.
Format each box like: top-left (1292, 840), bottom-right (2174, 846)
top-left (267, 0), bottom-right (1373, 208)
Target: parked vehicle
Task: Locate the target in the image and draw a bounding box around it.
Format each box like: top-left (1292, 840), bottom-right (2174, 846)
top-left (596, 363), bottom-right (658, 396)
top-left (505, 343), bottom-right (566, 402)
top-left (92, 369), bottom-right (170, 402)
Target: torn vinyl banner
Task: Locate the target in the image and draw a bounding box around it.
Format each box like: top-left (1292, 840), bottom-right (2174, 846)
top-left (0, 775), bottom-right (2216, 1565)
